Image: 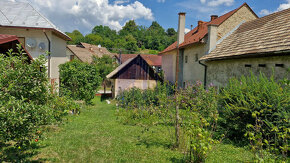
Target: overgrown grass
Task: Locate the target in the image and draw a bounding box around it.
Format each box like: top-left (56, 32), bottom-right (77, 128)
top-left (1, 97), bottom-right (256, 162)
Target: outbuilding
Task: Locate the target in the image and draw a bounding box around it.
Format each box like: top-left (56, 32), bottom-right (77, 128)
top-left (106, 55), bottom-right (161, 98)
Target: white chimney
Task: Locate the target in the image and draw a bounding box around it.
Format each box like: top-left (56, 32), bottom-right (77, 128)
top-left (207, 24), bottom-right (218, 53)
top-left (177, 12), bottom-right (186, 46)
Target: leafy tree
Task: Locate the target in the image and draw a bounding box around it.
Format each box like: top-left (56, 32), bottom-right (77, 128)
top-left (0, 46), bottom-right (79, 146)
top-left (167, 28), bottom-right (177, 37)
top-left (66, 30), bottom-right (84, 45)
top-left (59, 60), bottom-right (101, 103)
top-left (84, 34), bottom-right (103, 45)
top-left (92, 25), bottom-right (118, 40)
top-left (67, 20), bottom-right (178, 53)
top-left (92, 55), bottom-right (117, 81)
top-left (124, 34), bottom-right (138, 52)
top-left (119, 20), bottom-right (138, 36)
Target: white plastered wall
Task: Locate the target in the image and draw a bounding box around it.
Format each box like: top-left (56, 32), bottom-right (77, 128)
top-left (160, 50), bottom-right (177, 83)
top-left (0, 27), bottom-right (69, 87)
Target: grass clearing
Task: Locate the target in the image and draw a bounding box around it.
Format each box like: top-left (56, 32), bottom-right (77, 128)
top-left (1, 97), bottom-right (255, 162)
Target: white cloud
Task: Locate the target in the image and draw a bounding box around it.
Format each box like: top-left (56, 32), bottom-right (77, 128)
top-left (185, 28), bottom-right (190, 34)
top-left (260, 0), bottom-right (290, 16)
top-left (207, 0), bottom-right (234, 7)
top-left (157, 0), bottom-right (165, 3)
top-left (200, 0), bottom-right (206, 4)
top-left (277, 0), bottom-right (290, 11)
top-left (114, 0), bottom-right (130, 5)
top-left (12, 0), bottom-right (154, 33)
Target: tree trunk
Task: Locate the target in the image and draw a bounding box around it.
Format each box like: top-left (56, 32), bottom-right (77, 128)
top-left (175, 100), bottom-right (180, 148)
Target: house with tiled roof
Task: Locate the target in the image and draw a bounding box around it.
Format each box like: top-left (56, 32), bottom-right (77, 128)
top-left (199, 8), bottom-right (290, 86)
top-left (0, 0), bottom-right (71, 86)
top-left (116, 54), bottom-right (162, 72)
top-left (0, 34), bottom-right (33, 61)
top-left (159, 3), bottom-right (258, 86)
top-left (66, 42), bottom-right (115, 63)
top-left (107, 55), bottom-right (161, 97)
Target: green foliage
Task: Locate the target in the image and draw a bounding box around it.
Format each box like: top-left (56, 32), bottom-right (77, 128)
top-left (116, 73), bottom-right (289, 162)
top-left (219, 73), bottom-right (289, 161)
top-left (68, 20), bottom-right (177, 53)
top-left (0, 46), bottom-right (80, 146)
top-left (59, 60), bottom-right (101, 103)
top-left (66, 30), bottom-right (84, 45)
top-left (92, 55), bottom-right (117, 81)
top-left (116, 81), bottom-right (220, 162)
top-left (176, 82), bottom-right (219, 162)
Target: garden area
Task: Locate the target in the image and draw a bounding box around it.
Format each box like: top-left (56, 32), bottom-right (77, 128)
top-left (1, 97), bottom-right (257, 162)
top-left (0, 47), bottom-right (289, 162)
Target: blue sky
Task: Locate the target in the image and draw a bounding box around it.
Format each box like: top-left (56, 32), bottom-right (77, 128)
top-left (11, 0), bottom-right (290, 34)
top-left (135, 0), bottom-right (290, 33)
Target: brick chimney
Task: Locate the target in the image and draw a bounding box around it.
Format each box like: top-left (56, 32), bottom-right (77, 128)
top-left (198, 21), bottom-right (204, 30)
top-left (211, 15), bottom-right (218, 21)
top-left (177, 12), bottom-right (186, 46)
top-left (207, 24), bottom-right (218, 54)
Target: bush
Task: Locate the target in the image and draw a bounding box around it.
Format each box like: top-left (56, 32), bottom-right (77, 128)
top-left (176, 82), bottom-right (219, 162)
top-left (59, 60), bottom-right (101, 103)
top-left (0, 46), bottom-right (80, 146)
top-left (218, 73), bottom-right (289, 158)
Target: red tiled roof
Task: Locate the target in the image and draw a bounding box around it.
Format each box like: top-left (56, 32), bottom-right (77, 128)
top-left (118, 54), bottom-right (162, 66)
top-left (0, 34), bottom-right (18, 44)
top-left (159, 3), bottom-right (257, 54)
top-left (0, 34), bottom-right (33, 60)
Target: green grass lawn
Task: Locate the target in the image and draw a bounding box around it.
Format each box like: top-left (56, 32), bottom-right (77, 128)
top-left (1, 97), bottom-right (254, 162)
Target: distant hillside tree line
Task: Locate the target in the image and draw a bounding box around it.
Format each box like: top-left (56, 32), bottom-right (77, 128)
top-left (66, 20), bottom-right (177, 53)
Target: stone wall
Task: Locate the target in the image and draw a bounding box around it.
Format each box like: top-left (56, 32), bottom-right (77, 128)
top-left (217, 5), bottom-right (257, 40)
top-left (206, 55), bottom-right (290, 87)
top-left (182, 43), bottom-right (207, 84)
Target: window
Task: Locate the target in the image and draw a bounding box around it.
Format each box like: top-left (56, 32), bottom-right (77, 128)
top-left (258, 64), bottom-right (266, 67)
top-left (185, 55), bottom-right (188, 63)
top-left (70, 55), bottom-right (74, 61)
top-left (245, 64), bottom-right (251, 67)
top-left (18, 37), bottom-right (25, 47)
top-left (275, 64), bottom-right (284, 68)
top-left (195, 54), bottom-right (198, 62)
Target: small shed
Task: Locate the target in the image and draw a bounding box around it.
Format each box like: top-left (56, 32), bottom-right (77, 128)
top-left (0, 34), bottom-right (33, 61)
top-left (106, 55), bottom-right (161, 98)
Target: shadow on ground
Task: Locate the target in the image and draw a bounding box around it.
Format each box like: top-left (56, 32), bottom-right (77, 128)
top-left (0, 142), bottom-right (50, 162)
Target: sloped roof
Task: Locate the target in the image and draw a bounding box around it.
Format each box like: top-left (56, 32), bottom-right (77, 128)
top-left (80, 42), bottom-right (114, 57)
top-left (159, 3), bottom-right (257, 54)
top-left (0, 0), bottom-right (70, 41)
top-left (0, 34), bottom-right (18, 44)
top-left (0, 34), bottom-right (33, 60)
top-left (118, 54), bottom-right (162, 66)
top-left (106, 57), bottom-right (135, 79)
top-left (67, 43), bottom-right (114, 63)
top-left (200, 8), bottom-right (290, 61)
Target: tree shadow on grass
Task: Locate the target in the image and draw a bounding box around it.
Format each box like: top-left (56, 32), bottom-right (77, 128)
top-left (0, 142), bottom-right (50, 162)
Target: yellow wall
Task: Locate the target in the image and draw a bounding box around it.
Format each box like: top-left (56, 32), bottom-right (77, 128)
top-left (113, 79), bottom-right (157, 98)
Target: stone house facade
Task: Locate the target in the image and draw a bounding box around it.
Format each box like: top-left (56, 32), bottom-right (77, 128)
top-left (159, 3), bottom-right (258, 87)
top-left (200, 8), bottom-right (290, 86)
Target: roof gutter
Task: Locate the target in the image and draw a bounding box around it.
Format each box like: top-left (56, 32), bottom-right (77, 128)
top-left (43, 30), bottom-right (51, 79)
top-left (198, 60), bottom-right (207, 88)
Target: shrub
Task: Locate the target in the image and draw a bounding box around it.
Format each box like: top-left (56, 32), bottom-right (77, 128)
top-left (0, 46), bottom-right (80, 146)
top-left (176, 82), bottom-right (219, 162)
top-left (59, 60), bottom-right (101, 103)
top-left (219, 73), bottom-right (289, 158)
